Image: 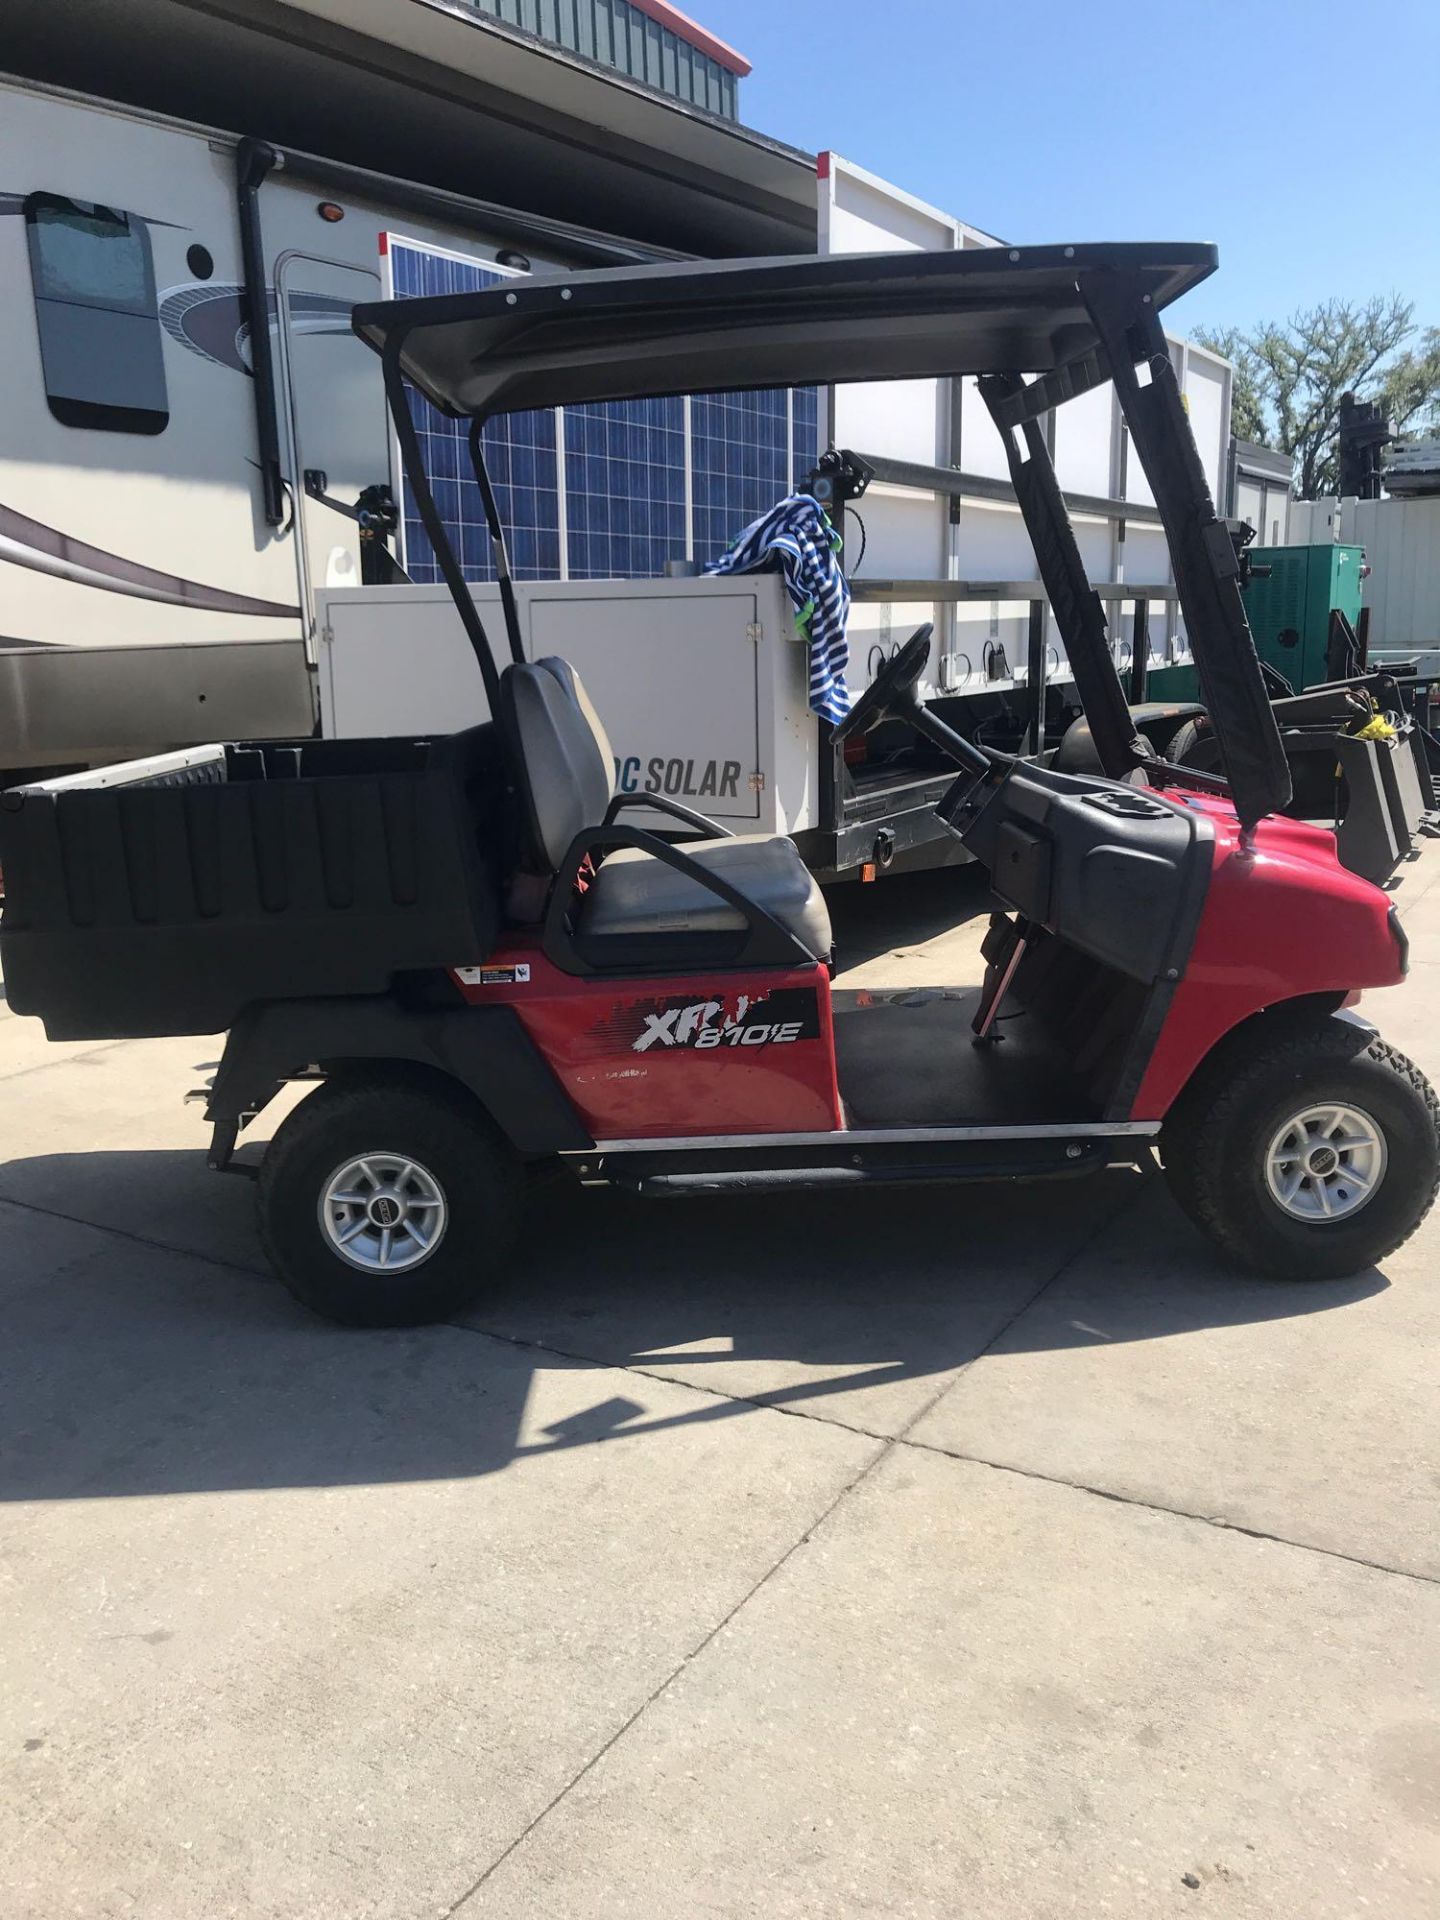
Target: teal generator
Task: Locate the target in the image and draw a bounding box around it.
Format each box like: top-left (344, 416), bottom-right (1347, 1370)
top-left (1142, 543), bottom-right (1365, 705)
top-left (1240, 543), bottom-right (1365, 690)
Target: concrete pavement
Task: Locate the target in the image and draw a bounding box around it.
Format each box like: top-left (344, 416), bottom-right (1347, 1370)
top-left (2, 845), bottom-right (1437, 1917)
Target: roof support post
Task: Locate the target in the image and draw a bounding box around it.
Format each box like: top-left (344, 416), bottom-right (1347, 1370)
top-left (981, 349), bottom-right (1111, 431)
top-left (467, 420), bottom-right (527, 666)
top-left (381, 338), bottom-right (504, 714)
top-left (1078, 271), bottom-right (1291, 827)
top-left (978, 373), bottom-right (1145, 782)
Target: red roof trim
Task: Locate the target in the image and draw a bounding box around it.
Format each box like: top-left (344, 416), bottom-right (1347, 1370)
top-left (625, 0), bottom-right (752, 78)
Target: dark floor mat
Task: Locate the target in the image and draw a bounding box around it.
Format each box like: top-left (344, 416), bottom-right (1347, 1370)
top-left (832, 986), bottom-right (1098, 1127)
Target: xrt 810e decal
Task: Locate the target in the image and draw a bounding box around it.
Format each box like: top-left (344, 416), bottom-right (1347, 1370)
top-left (588, 987), bottom-right (822, 1055)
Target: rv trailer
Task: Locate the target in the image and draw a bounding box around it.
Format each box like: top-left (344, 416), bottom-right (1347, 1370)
top-left (0, 71), bottom-right (664, 777)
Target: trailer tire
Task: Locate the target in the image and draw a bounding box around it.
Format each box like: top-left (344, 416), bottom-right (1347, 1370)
top-left (257, 1076), bottom-right (521, 1328)
top-left (1161, 1022), bottom-right (1440, 1280)
top-left (1165, 718), bottom-right (1218, 771)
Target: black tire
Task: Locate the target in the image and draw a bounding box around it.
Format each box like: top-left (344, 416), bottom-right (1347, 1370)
top-left (1161, 1019), bottom-right (1440, 1280)
top-left (257, 1076), bottom-right (521, 1327)
top-left (1165, 717), bottom-right (1220, 771)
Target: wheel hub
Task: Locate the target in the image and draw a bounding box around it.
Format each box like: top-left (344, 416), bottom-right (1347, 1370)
top-left (1264, 1103), bottom-right (1387, 1224)
top-left (320, 1152), bottom-right (448, 1274)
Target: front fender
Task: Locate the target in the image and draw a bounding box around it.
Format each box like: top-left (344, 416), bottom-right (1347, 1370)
top-left (1131, 809), bottom-right (1404, 1119)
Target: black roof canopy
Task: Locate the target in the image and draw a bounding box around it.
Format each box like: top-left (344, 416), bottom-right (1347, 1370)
top-left (352, 243), bottom-right (1218, 418)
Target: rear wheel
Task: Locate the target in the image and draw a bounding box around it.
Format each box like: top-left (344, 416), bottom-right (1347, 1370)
top-left (1161, 1020), bottom-right (1440, 1279)
top-left (257, 1077), bottom-right (521, 1327)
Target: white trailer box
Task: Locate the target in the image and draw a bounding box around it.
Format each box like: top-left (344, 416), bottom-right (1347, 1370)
top-left (315, 575), bottom-right (880, 861)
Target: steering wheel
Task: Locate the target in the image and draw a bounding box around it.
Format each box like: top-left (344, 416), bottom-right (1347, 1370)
top-left (833, 624), bottom-right (932, 742)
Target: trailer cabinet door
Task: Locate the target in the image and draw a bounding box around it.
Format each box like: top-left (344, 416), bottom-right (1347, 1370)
top-left (278, 255), bottom-right (390, 618)
top-left (527, 584), bottom-right (763, 824)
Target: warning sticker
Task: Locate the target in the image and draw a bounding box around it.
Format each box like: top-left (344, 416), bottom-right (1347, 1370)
top-left (454, 963), bottom-right (532, 986)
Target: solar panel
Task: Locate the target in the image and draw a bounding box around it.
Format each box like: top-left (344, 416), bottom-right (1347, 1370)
top-left (385, 237), bottom-right (820, 584)
top-left (563, 395), bottom-right (687, 579)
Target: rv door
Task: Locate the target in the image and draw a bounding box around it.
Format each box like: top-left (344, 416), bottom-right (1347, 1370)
top-left (276, 255), bottom-right (394, 642)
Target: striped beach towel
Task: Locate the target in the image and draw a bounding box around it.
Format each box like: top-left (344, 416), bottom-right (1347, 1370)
top-left (705, 494), bottom-right (851, 726)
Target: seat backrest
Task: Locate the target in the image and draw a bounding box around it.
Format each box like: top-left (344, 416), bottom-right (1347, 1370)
top-left (502, 656), bottom-right (615, 872)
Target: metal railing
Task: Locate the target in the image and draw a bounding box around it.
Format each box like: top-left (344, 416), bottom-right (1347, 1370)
top-left (848, 578), bottom-right (1189, 751)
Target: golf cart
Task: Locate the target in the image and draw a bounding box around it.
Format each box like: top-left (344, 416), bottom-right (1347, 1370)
top-left (2, 246), bottom-right (1436, 1327)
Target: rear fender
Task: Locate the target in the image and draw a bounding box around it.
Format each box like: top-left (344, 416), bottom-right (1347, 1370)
top-left (207, 996), bottom-right (592, 1161)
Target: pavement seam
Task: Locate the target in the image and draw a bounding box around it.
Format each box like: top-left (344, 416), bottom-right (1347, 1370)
top-left (445, 1173), bottom-right (1149, 1442)
top-left (0, 1191), bottom-right (271, 1282)
top-left (443, 1429), bottom-right (891, 1916)
top-left (902, 1172), bottom-right (1147, 1414)
top-left (451, 1157), bottom-right (1440, 1594)
top-left (443, 1181), bottom-right (1149, 1911)
top-left (10, 1187), bottom-right (1430, 1591)
top-left (454, 1315), bottom-right (1440, 1587)
top-left (893, 1435), bottom-right (1440, 1587)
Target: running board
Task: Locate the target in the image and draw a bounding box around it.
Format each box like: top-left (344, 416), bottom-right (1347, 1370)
top-left (572, 1131), bottom-right (1153, 1195)
top-left (582, 1120), bottom-right (1159, 1155)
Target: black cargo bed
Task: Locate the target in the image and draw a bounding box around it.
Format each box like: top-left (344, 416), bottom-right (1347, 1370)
top-left (0, 730), bottom-right (500, 1039)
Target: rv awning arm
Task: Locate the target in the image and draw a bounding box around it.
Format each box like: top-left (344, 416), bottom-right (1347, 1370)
top-left (235, 139), bottom-right (286, 529)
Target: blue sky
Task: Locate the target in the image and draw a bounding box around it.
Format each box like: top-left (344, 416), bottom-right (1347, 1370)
top-left (705, 0), bottom-right (1439, 339)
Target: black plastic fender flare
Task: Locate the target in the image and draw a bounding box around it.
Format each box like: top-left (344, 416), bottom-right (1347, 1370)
top-left (207, 995), bottom-right (592, 1161)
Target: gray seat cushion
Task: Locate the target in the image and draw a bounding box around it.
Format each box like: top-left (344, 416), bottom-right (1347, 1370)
top-left (578, 833), bottom-right (832, 957)
top-left (505, 659), bottom-right (615, 871)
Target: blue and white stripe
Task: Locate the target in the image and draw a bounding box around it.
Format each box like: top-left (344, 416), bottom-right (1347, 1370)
top-left (705, 493), bottom-right (851, 726)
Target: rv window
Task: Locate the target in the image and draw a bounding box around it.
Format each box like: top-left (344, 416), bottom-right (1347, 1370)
top-left (24, 194), bottom-right (169, 435)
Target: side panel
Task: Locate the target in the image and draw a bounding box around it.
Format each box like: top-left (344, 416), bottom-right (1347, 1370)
top-left (1346, 495), bottom-right (1440, 656)
top-left (0, 636), bottom-right (313, 770)
top-left (1130, 805), bottom-right (1405, 1119)
top-left (528, 583), bottom-right (764, 824)
top-left (454, 950), bottom-right (843, 1140)
top-left (317, 575), bottom-right (795, 831)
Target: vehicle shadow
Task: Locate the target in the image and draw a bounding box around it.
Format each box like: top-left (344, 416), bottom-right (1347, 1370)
top-left (0, 1147), bottom-right (1386, 1505)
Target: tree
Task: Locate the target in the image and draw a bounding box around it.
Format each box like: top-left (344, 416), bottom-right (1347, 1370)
top-left (1381, 326), bottom-right (1440, 440)
top-left (1192, 324), bottom-right (1268, 444)
top-left (1193, 297), bottom-right (1439, 499)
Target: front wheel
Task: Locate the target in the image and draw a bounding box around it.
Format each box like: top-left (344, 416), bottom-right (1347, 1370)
top-left (257, 1076), bottom-right (521, 1327)
top-left (1161, 1021), bottom-right (1440, 1279)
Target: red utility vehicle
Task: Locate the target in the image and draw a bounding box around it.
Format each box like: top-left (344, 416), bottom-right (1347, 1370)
top-left (2, 246), bottom-right (1435, 1325)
